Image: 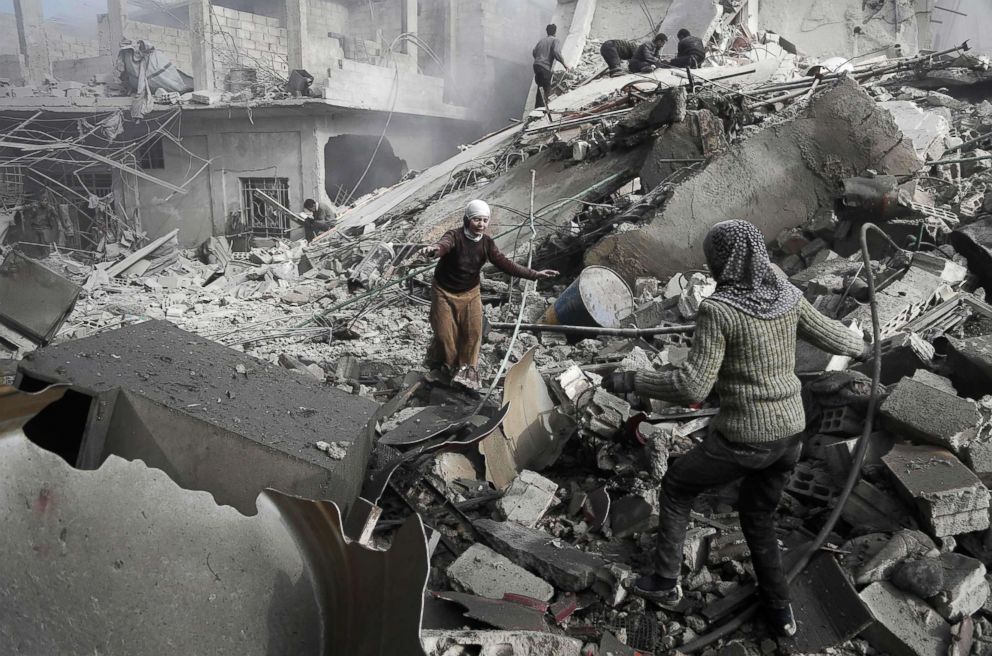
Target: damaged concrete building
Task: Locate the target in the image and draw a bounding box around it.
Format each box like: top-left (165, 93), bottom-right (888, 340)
top-left (8, 0), bottom-right (992, 655)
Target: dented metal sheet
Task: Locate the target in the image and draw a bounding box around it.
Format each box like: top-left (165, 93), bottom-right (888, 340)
top-left (0, 250), bottom-right (81, 344)
top-left (481, 349), bottom-right (572, 489)
top-left (0, 386), bottom-right (429, 656)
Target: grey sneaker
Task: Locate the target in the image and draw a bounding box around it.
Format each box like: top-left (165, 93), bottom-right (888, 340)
top-left (631, 575), bottom-right (683, 610)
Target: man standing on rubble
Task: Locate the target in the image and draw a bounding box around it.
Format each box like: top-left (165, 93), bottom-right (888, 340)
top-left (628, 33), bottom-right (669, 74)
top-left (532, 24), bottom-right (570, 109)
top-left (669, 28), bottom-right (707, 68)
top-left (420, 200), bottom-right (558, 389)
top-left (605, 220), bottom-right (868, 637)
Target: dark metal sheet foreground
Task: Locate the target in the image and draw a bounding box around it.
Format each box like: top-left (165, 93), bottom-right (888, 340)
top-left (0, 385), bottom-right (429, 656)
top-left (0, 250), bottom-right (81, 343)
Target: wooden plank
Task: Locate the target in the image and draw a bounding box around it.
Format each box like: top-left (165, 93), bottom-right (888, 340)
top-left (106, 228), bottom-right (179, 277)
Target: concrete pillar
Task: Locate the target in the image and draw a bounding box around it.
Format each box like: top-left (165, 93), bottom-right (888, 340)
top-left (286, 0), bottom-right (309, 71)
top-left (12, 0), bottom-right (50, 83)
top-left (106, 0), bottom-right (126, 51)
top-left (189, 0), bottom-right (215, 90)
top-left (560, 0), bottom-right (597, 68)
top-left (401, 0), bottom-right (418, 59)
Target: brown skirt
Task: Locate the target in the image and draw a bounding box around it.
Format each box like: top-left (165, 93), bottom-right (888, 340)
top-left (426, 281), bottom-right (483, 374)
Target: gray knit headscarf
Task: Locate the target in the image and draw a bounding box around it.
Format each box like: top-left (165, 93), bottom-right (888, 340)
top-left (703, 219), bottom-right (802, 319)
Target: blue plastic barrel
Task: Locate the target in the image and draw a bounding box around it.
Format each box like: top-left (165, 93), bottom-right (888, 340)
top-left (541, 266), bottom-right (634, 328)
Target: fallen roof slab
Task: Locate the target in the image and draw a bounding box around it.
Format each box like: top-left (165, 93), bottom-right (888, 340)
top-left (0, 385), bottom-right (429, 656)
top-left (586, 77), bottom-right (922, 282)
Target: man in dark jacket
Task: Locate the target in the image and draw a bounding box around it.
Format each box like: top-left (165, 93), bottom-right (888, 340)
top-left (532, 24), bottom-right (570, 108)
top-left (600, 39), bottom-right (640, 77)
top-left (670, 28), bottom-right (707, 68)
top-left (629, 33), bottom-right (669, 74)
top-left (301, 198), bottom-right (332, 242)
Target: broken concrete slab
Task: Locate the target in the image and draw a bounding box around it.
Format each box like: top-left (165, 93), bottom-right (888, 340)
top-left (855, 529), bottom-right (939, 586)
top-left (932, 553), bottom-right (989, 622)
top-left (940, 333), bottom-right (992, 399)
top-left (420, 630), bottom-right (582, 656)
top-left (474, 519), bottom-right (608, 592)
top-left (880, 100), bottom-right (951, 162)
top-left (882, 443), bottom-right (990, 538)
top-left (639, 109), bottom-right (728, 191)
top-left (432, 591), bottom-right (551, 633)
top-left (860, 581), bottom-right (952, 656)
top-left (0, 249), bottom-right (82, 345)
top-left (447, 543), bottom-right (555, 602)
top-left (656, 0), bottom-right (722, 58)
top-left (497, 470), bottom-right (559, 527)
top-left (16, 321), bottom-right (378, 515)
top-left (586, 78), bottom-right (922, 282)
top-left (950, 217), bottom-right (992, 295)
top-left (880, 376), bottom-right (979, 452)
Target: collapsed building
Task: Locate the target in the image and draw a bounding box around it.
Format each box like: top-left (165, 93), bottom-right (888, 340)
top-left (6, 0), bottom-right (992, 655)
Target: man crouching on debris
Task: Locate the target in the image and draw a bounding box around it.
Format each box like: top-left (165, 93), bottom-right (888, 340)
top-left (605, 220), bottom-right (869, 637)
top-left (420, 200), bottom-right (558, 389)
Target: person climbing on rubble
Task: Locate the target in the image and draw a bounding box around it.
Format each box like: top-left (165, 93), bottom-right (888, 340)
top-left (604, 220), bottom-right (869, 637)
top-left (600, 37), bottom-right (654, 77)
top-left (300, 198), bottom-right (332, 242)
top-left (532, 23), bottom-right (571, 109)
top-left (668, 28), bottom-right (707, 68)
top-left (420, 200), bottom-right (558, 389)
top-left (628, 33), bottom-right (669, 74)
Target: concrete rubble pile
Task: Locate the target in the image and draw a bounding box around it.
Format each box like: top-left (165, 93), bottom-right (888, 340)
top-left (9, 3), bottom-right (992, 656)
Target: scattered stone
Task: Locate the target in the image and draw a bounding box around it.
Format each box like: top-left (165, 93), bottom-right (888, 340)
top-left (446, 543), bottom-right (554, 602)
top-left (497, 470), bottom-right (559, 527)
top-left (891, 557), bottom-right (945, 599)
top-left (932, 553), bottom-right (989, 622)
top-left (860, 582), bottom-right (951, 656)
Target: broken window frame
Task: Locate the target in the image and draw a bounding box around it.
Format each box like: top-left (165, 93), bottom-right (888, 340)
top-left (239, 177), bottom-right (292, 238)
top-left (137, 137), bottom-right (166, 170)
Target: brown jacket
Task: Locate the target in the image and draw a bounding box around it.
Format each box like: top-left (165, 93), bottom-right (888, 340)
top-left (433, 229), bottom-right (537, 293)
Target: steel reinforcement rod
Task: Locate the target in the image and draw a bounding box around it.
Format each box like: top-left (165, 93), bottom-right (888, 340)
top-left (679, 222), bottom-right (888, 652)
top-left (488, 322), bottom-right (695, 337)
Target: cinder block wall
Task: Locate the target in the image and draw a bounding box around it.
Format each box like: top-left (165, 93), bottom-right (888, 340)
top-left (209, 5), bottom-right (289, 86)
top-left (0, 13), bottom-right (99, 61)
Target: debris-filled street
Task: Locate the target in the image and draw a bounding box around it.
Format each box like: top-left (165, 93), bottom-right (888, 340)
top-left (5, 0), bottom-right (992, 655)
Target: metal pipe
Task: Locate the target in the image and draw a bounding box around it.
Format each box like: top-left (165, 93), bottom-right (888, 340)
top-left (489, 322), bottom-right (695, 336)
top-left (931, 153), bottom-right (992, 165)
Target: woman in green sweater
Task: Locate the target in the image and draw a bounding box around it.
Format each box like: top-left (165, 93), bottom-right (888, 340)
top-left (606, 220), bottom-right (867, 637)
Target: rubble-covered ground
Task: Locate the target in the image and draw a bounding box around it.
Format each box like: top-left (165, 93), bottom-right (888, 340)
top-left (9, 4), bottom-right (992, 656)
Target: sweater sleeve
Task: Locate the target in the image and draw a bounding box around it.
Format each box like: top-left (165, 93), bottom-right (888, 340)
top-left (434, 230), bottom-right (457, 257)
top-left (796, 298), bottom-right (865, 357)
top-left (553, 38), bottom-right (566, 66)
top-left (634, 43), bottom-right (659, 65)
top-left (634, 301), bottom-right (726, 404)
top-left (486, 238), bottom-right (537, 280)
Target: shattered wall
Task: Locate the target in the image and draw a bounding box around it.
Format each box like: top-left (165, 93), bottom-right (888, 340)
top-left (98, 14), bottom-right (194, 75)
top-left (586, 78), bottom-right (921, 282)
top-left (931, 0), bottom-right (992, 55)
top-left (209, 5), bottom-right (290, 85)
top-left (0, 12), bottom-right (98, 60)
top-left (755, 0), bottom-right (931, 60)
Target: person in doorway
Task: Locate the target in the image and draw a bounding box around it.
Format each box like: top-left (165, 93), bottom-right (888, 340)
top-left (629, 33), bottom-right (669, 74)
top-left (532, 23), bottom-right (570, 109)
top-left (420, 200), bottom-right (558, 389)
top-left (300, 198), bottom-right (332, 242)
top-left (599, 38), bottom-right (641, 77)
top-left (604, 220), bottom-right (869, 637)
top-left (670, 28), bottom-right (707, 68)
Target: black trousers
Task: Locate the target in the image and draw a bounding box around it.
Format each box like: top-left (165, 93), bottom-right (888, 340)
top-left (669, 54), bottom-right (701, 69)
top-left (600, 41), bottom-right (623, 70)
top-left (304, 219), bottom-right (331, 242)
top-left (629, 60), bottom-right (656, 74)
top-left (533, 63), bottom-right (553, 108)
top-left (655, 430), bottom-right (801, 609)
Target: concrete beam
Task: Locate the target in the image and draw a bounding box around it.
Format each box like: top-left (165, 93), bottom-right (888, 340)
top-left (12, 0), bottom-right (50, 83)
top-left (106, 0), bottom-right (126, 51)
top-left (189, 0), bottom-right (214, 90)
top-left (285, 0), bottom-right (308, 72)
top-left (401, 0), bottom-right (418, 59)
top-left (560, 0), bottom-right (597, 68)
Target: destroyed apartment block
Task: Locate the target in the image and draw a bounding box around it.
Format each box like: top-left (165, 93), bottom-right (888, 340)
top-left (7, 0), bottom-right (992, 654)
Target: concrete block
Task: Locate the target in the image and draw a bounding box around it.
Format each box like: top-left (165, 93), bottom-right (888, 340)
top-left (473, 519), bottom-right (608, 592)
top-left (933, 553), bottom-right (989, 622)
top-left (860, 582), bottom-right (951, 656)
top-left (446, 543), bottom-right (554, 602)
top-left (856, 529), bottom-right (938, 586)
top-left (497, 470), bottom-right (558, 527)
top-left (881, 377), bottom-right (979, 452)
top-left (892, 557), bottom-right (945, 599)
top-left (854, 332), bottom-right (934, 385)
top-left (883, 443), bottom-right (990, 537)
